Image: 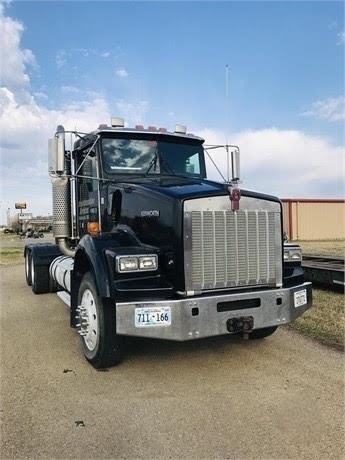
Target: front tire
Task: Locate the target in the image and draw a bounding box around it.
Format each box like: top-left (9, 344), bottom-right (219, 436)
top-left (77, 273), bottom-right (124, 368)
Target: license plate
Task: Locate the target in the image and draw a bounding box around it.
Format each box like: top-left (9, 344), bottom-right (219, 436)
top-left (135, 306), bottom-right (171, 327)
top-left (294, 289), bottom-right (307, 308)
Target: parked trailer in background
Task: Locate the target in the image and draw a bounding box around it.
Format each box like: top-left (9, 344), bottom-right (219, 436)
top-left (302, 254), bottom-right (344, 291)
top-left (24, 118), bottom-right (312, 368)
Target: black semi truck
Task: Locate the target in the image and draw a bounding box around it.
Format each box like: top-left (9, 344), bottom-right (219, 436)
top-left (24, 118), bottom-right (312, 368)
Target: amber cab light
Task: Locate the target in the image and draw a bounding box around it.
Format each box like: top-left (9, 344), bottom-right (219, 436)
top-left (87, 222), bottom-right (100, 234)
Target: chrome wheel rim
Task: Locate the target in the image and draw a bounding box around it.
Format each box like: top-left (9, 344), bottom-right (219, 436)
top-left (78, 288), bottom-right (99, 352)
top-left (31, 258), bottom-right (35, 286)
top-left (25, 254), bottom-right (30, 280)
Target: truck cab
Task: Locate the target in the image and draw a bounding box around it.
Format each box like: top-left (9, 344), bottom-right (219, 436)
top-left (25, 118), bottom-right (312, 368)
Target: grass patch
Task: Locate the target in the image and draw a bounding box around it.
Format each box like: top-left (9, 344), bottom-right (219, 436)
top-left (290, 239), bottom-right (344, 349)
top-left (0, 248), bottom-right (24, 266)
top-left (291, 288), bottom-right (344, 350)
top-left (0, 248), bottom-right (23, 254)
top-left (297, 239), bottom-right (345, 257)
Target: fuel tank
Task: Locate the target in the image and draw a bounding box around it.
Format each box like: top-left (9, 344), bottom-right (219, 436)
top-left (50, 255), bottom-right (74, 293)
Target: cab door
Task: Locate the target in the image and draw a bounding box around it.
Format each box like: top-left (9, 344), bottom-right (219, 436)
top-left (76, 150), bottom-right (100, 236)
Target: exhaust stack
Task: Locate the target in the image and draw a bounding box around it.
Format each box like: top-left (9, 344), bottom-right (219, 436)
top-left (48, 126), bottom-right (75, 257)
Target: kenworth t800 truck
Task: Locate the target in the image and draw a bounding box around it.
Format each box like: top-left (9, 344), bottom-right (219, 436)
top-left (24, 118), bottom-right (312, 368)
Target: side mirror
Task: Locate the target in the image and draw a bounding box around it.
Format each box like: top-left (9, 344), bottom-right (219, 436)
top-left (231, 148), bottom-right (240, 183)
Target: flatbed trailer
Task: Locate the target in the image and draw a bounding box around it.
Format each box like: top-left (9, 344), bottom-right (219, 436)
top-left (302, 254), bottom-right (344, 291)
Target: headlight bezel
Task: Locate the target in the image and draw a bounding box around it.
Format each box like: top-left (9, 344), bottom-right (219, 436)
top-left (115, 254), bottom-right (158, 273)
top-left (283, 245), bottom-right (302, 263)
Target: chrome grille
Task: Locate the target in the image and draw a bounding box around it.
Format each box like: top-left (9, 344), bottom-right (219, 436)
top-left (184, 198), bottom-right (282, 292)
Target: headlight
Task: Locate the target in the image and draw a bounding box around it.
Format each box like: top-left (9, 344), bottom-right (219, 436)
top-left (116, 254), bottom-right (158, 273)
top-left (283, 247), bottom-right (302, 262)
top-left (139, 256), bottom-right (157, 270)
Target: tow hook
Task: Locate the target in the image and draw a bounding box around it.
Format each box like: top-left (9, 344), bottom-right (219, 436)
top-left (226, 316), bottom-right (254, 334)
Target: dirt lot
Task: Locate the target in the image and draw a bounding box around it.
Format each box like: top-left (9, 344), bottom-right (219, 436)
top-left (0, 264), bottom-right (344, 459)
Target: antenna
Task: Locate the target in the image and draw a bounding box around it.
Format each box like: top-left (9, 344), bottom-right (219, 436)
top-left (225, 64), bottom-right (230, 181)
top-left (225, 64), bottom-right (230, 143)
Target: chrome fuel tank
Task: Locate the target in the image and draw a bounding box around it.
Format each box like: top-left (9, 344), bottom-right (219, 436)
top-left (50, 255), bottom-right (74, 293)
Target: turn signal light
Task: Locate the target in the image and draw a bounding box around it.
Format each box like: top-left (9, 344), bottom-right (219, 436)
top-left (87, 222), bottom-right (100, 234)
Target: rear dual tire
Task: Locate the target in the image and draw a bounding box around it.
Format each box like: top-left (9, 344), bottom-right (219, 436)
top-left (31, 256), bottom-right (50, 294)
top-left (25, 250), bottom-right (32, 286)
top-left (26, 249), bottom-right (50, 294)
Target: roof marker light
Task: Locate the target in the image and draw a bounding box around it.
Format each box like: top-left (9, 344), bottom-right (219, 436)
top-left (111, 117), bottom-right (125, 128)
top-left (175, 124), bottom-right (187, 134)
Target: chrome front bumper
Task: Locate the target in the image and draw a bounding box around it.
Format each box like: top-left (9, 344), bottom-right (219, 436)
top-left (115, 282), bottom-right (312, 340)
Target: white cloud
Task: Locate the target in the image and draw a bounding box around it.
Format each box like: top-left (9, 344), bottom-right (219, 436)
top-left (337, 30), bottom-right (345, 45)
top-left (56, 97), bottom-right (110, 132)
top-left (74, 47), bottom-right (90, 57)
top-left (55, 48), bottom-right (113, 70)
top-left (34, 91), bottom-right (48, 99)
top-left (56, 50), bottom-right (67, 68)
top-left (116, 68), bottom-right (129, 78)
top-left (199, 127), bottom-right (344, 199)
top-left (61, 85), bottom-right (80, 94)
top-left (300, 96), bottom-right (345, 122)
top-left (115, 99), bottom-right (149, 125)
top-left (0, 3), bottom-right (36, 102)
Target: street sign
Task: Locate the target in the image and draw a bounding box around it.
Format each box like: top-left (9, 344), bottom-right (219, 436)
top-left (18, 213), bottom-right (33, 222)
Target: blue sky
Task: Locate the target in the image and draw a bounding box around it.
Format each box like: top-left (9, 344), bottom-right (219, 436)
top-left (0, 0), bottom-right (344, 225)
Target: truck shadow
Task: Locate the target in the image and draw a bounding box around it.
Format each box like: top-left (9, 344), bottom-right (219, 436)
top-left (123, 333), bottom-right (256, 363)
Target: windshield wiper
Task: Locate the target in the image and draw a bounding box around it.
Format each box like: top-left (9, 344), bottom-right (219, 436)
top-left (145, 148), bottom-right (176, 175)
top-left (145, 147), bottom-right (159, 175)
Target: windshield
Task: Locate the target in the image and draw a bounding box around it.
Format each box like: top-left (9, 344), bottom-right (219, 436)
top-left (101, 137), bottom-right (205, 177)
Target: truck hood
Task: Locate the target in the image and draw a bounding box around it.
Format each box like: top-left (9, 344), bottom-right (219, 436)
top-left (116, 175), bottom-right (280, 203)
